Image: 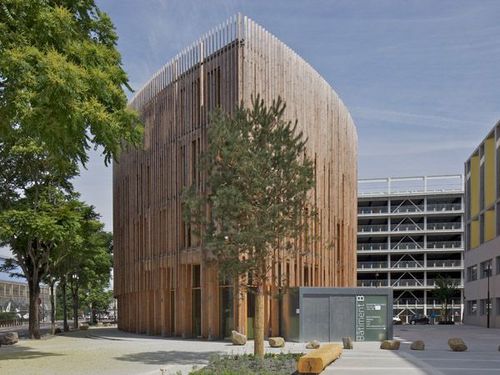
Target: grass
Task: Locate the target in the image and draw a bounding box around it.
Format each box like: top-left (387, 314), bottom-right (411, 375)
top-left (189, 352), bottom-right (302, 375)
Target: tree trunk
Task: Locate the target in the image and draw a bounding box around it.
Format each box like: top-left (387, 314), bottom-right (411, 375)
top-left (62, 280), bottom-right (69, 331)
top-left (50, 281), bottom-right (56, 335)
top-left (72, 287), bottom-right (79, 329)
top-left (254, 286), bottom-right (265, 359)
top-left (28, 277), bottom-right (41, 339)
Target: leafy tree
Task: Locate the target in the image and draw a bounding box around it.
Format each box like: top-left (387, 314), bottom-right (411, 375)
top-left (80, 286), bottom-right (114, 323)
top-left (433, 276), bottom-right (459, 322)
top-left (184, 97), bottom-right (315, 358)
top-left (0, 0), bottom-right (142, 165)
top-left (0, 0), bottom-right (142, 339)
top-left (0, 188), bottom-right (83, 338)
top-left (0, 138), bottom-right (81, 338)
top-left (66, 208), bottom-right (112, 329)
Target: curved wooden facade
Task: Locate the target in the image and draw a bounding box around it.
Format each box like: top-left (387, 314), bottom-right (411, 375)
top-left (113, 15), bottom-right (358, 338)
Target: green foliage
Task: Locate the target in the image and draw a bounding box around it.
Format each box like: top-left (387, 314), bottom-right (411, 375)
top-left (183, 96), bottom-right (315, 287)
top-left (0, 311), bottom-right (17, 321)
top-left (0, 189), bottom-right (84, 280)
top-left (0, 0), bottom-right (136, 338)
top-left (190, 353), bottom-right (302, 375)
top-left (0, 0), bottom-right (143, 165)
top-left (80, 288), bottom-right (113, 314)
top-left (433, 276), bottom-right (459, 322)
top-left (0, 136), bottom-right (81, 280)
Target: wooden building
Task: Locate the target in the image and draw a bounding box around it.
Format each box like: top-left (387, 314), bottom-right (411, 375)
top-left (113, 15), bottom-right (358, 339)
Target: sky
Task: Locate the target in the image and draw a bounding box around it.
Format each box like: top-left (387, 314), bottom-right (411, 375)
top-left (73, 0), bottom-right (500, 231)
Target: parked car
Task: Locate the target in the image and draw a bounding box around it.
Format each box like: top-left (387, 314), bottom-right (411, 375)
top-left (392, 316), bottom-right (403, 325)
top-left (409, 314), bottom-right (430, 325)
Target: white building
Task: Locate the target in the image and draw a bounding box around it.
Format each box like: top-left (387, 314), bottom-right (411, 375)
top-left (357, 175), bottom-right (464, 323)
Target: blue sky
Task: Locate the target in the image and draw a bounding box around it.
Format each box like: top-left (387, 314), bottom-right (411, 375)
top-left (74, 0), bottom-right (500, 230)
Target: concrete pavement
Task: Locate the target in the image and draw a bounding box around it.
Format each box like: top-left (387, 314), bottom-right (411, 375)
top-left (326, 324), bottom-right (500, 375)
top-left (0, 324), bottom-right (499, 374)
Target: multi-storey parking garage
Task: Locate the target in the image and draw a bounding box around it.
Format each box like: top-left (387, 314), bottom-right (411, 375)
top-left (357, 175), bottom-right (464, 323)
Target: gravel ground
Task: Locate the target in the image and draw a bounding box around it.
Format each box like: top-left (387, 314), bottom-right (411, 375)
top-left (0, 327), bottom-right (306, 375)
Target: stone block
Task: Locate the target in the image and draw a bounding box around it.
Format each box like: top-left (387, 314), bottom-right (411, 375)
top-left (306, 340), bottom-right (321, 349)
top-left (410, 340), bottom-right (425, 350)
top-left (231, 330), bottom-right (246, 345)
top-left (380, 340), bottom-right (400, 350)
top-left (342, 336), bottom-right (353, 349)
top-left (0, 332), bottom-right (19, 345)
top-left (269, 337), bottom-right (285, 348)
top-left (448, 337), bottom-right (467, 352)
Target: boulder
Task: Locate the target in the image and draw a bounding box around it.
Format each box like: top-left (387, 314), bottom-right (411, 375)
top-left (342, 336), bottom-right (353, 349)
top-left (231, 330), bottom-right (247, 345)
top-left (380, 340), bottom-right (400, 350)
top-left (79, 324), bottom-right (89, 331)
top-left (0, 332), bottom-right (19, 345)
top-left (410, 340), bottom-right (425, 351)
top-left (448, 337), bottom-right (467, 352)
top-left (269, 337), bottom-right (285, 348)
top-left (306, 340), bottom-right (321, 349)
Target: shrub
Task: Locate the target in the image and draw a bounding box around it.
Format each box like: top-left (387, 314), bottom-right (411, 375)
top-left (190, 353), bottom-right (302, 375)
top-left (0, 311), bottom-right (17, 321)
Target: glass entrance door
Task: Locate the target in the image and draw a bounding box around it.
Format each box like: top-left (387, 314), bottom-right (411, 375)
top-left (220, 286), bottom-right (234, 338)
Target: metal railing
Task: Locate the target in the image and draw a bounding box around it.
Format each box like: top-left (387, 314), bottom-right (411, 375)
top-left (358, 224), bottom-right (388, 233)
top-left (357, 280), bottom-right (388, 287)
top-left (391, 261), bottom-right (424, 269)
top-left (358, 203), bottom-right (463, 215)
top-left (394, 298), bottom-right (423, 305)
top-left (426, 241), bottom-right (463, 249)
top-left (426, 260), bottom-right (462, 268)
top-left (357, 262), bottom-right (388, 269)
top-left (426, 299), bottom-right (462, 306)
top-left (394, 299), bottom-right (462, 306)
top-left (391, 205), bottom-right (424, 213)
top-left (426, 203), bottom-right (462, 212)
top-left (358, 206), bottom-right (388, 215)
top-left (392, 279), bottom-right (425, 287)
top-left (392, 242), bottom-right (424, 250)
top-left (357, 242), bottom-right (462, 251)
top-left (427, 278), bottom-right (462, 287)
top-left (391, 223), bottom-right (423, 232)
top-left (427, 222), bottom-right (462, 231)
top-left (357, 244), bottom-right (388, 251)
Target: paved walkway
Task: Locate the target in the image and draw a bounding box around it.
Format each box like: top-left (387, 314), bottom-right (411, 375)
top-left (326, 325), bottom-right (500, 375)
top-left (0, 325), bottom-right (499, 374)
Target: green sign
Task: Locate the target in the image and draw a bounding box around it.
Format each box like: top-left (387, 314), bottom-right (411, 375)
top-left (355, 295), bottom-right (388, 341)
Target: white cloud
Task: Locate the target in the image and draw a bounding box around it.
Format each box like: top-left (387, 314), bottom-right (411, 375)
top-left (352, 107), bottom-right (478, 130)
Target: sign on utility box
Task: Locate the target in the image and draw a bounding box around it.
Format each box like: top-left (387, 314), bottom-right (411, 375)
top-left (355, 295), bottom-right (388, 341)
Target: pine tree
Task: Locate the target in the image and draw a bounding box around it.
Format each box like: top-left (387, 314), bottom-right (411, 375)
top-left (184, 96), bottom-right (315, 358)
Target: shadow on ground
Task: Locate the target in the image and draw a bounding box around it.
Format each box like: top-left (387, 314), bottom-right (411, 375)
top-left (115, 350), bottom-right (222, 366)
top-left (61, 327), bottom-right (231, 345)
top-left (0, 345), bottom-right (64, 360)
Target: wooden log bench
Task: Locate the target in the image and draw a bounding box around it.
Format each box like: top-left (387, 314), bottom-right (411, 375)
top-left (297, 343), bottom-right (343, 374)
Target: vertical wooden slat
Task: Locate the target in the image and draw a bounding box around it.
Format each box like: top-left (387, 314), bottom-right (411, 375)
top-left (114, 15), bottom-right (357, 339)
